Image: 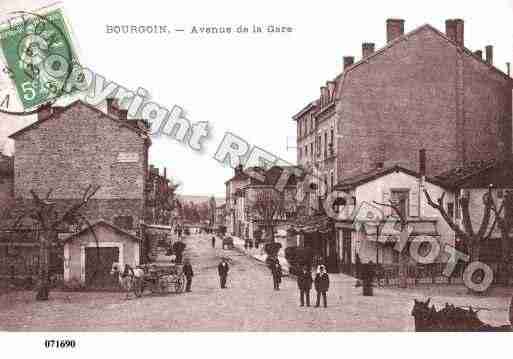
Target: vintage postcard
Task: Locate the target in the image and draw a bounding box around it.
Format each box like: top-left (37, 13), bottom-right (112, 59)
top-left (0, 0), bottom-right (512, 357)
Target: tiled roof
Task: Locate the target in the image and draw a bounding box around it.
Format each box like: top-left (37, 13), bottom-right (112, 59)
top-left (334, 165), bottom-right (448, 191)
top-left (434, 158), bottom-right (506, 187)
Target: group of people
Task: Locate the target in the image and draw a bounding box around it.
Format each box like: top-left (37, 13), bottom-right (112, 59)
top-left (268, 261), bottom-right (330, 307)
top-left (186, 234), bottom-right (331, 307)
top-left (296, 264), bottom-right (330, 307)
top-left (180, 257), bottom-right (231, 292)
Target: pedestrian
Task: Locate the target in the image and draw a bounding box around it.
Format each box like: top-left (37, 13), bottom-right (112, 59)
top-left (297, 265), bottom-right (312, 307)
top-left (212, 236), bottom-right (216, 248)
top-left (218, 258), bottom-right (230, 288)
top-left (183, 259), bottom-right (194, 292)
top-left (314, 264), bottom-right (329, 308)
top-left (271, 261), bottom-right (282, 290)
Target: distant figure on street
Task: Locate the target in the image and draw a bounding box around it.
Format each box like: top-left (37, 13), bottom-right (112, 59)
top-left (314, 265), bottom-right (330, 308)
top-left (183, 259), bottom-right (194, 292)
top-left (212, 236), bottom-right (216, 248)
top-left (218, 258), bottom-right (230, 288)
top-left (297, 265), bottom-right (313, 307)
top-left (271, 261), bottom-right (283, 290)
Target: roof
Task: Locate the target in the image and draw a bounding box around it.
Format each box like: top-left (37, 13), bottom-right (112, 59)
top-left (9, 100), bottom-right (149, 139)
top-left (334, 165), bottom-right (449, 191)
top-left (245, 165), bottom-right (300, 187)
top-left (62, 220), bottom-right (140, 243)
top-left (293, 22), bottom-right (513, 120)
top-left (434, 158), bottom-right (513, 188)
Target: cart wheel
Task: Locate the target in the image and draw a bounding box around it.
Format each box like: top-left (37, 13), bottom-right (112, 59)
top-left (133, 278), bottom-right (143, 297)
top-left (175, 274), bottom-right (185, 293)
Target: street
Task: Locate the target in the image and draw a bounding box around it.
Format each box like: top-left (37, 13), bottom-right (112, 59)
top-left (0, 234), bottom-right (511, 331)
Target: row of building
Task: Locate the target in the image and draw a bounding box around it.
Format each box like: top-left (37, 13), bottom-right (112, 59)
top-left (0, 99), bottom-right (178, 288)
top-left (222, 18), bottom-right (513, 281)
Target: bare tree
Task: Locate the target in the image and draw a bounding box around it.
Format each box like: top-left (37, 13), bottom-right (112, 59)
top-left (488, 190), bottom-right (513, 284)
top-left (14, 185), bottom-right (100, 300)
top-left (373, 199), bottom-right (409, 288)
top-left (246, 188), bottom-right (290, 243)
top-left (423, 187), bottom-right (495, 264)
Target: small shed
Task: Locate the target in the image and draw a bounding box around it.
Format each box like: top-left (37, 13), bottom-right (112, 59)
top-left (63, 220), bottom-right (141, 288)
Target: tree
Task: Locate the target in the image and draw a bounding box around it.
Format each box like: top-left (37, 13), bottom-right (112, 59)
top-left (373, 198), bottom-right (409, 288)
top-left (488, 190), bottom-right (513, 284)
top-left (14, 185), bottom-right (100, 301)
top-left (423, 187), bottom-right (494, 264)
top-left (246, 188), bottom-right (289, 243)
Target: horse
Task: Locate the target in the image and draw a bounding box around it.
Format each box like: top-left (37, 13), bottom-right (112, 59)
top-left (412, 298), bottom-right (512, 331)
top-left (111, 263), bottom-right (145, 299)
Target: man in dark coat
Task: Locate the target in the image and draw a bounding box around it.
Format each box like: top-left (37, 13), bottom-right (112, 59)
top-left (297, 265), bottom-right (313, 307)
top-left (212, 236), bottom-right (216, 248)
top-left (271, 262), bottom-right (282, 290)
top-left (314, 265), bottom-right (330, 308)
top-left (218, 258), bottom-right (229, 288)
top-left (183, 259), bottom-right (194, 292)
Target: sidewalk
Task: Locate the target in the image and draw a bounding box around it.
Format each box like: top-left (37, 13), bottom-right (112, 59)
top-left (230, 236), bottom-right (291, 275)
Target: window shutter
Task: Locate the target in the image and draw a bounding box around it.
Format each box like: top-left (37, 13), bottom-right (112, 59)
top-left (410, 188), bottom-right (419, 217)
top-left (382, 189), bottom-right (391, 216)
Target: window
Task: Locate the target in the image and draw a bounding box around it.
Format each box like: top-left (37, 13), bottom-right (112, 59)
top-left (391, 189), bottom-right (409, 219)
top-left (447, 202), bottom-right (454, 219)
top-left (298, 147), bottom-right (302, 159)
top-left (455, 192), bottom-right (461, 219)
top-left (324, 132), bottom-right (328, 158)
top-left (114, 216), bottom-right (134, 230)
top-left (310, 143), bottom-right (313, 157)
top-left (305, 118), bottom-right (308, 134)
top-left (330, 171), bottom-right (334, 191)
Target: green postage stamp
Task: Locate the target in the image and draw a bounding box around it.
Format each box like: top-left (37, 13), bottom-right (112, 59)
top-left (0, 7), bottom-right (78, 111)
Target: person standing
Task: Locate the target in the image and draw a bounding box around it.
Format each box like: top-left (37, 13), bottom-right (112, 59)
top-left (183, 259), bottom-right (194, 292)
top-left (297, 265), bottom-right (312, 307)
top-left (212, 236), bottom-right (216, 248)
top-left (271, 261), bottom-right (282, 290)
top-left (218, 258), bottom-right (230, 288)
top-left (314, 265), bottom-right (330, 308)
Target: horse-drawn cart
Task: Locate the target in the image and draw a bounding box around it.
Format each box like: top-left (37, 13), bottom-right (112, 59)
top-left (132, 263), bottom-right (186, 297)
top-left (112, 262), bottom-right (186, 298)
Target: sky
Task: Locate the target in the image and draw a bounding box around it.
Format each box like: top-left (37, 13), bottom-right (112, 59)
top-left (1, 0), bottom-right (513, 197)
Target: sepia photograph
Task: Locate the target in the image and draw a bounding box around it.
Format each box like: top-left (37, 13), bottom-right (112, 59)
top-left (0, 0), bottom-right (512, 357)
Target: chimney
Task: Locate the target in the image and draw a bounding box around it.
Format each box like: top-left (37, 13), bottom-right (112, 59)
top-left (234, 164), bottom-right (243, 175)
top-left (119, 109), bottom-right (128, 120)
top-left (106, 98), bottom-right (119, 117)
top-left (419, 149), bottom-right (426, 177)
top-left (343, 56), bottom-right (354, 70)
top-left (474, 50), bottom-right (483, 60)
top-left (320, 86), bottom-right (328, 105)
top-left (454, 19), bottom-right (464, 46)
top-left (37, 103), bottom-right (53, 121)
top-left (163, 167), bottom-right (167, 179)
top-left (327, 81), bottom-right (336, 98)
top-left (386, 19), bottom-right (404, 43)
top-left (485, 45), bottom-right (493, 65)
top-left (445, 19), bottom-right (456, 42)
top-left (362, 42), bottom-right (375, 58)
top-left (507, 62), bottom-right (511, 77)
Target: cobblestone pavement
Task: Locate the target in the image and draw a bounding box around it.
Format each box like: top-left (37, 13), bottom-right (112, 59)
top-left (0, 234), bottom-right (511, 331)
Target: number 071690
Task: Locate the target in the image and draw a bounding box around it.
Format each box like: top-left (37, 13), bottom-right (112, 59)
top-left (44, 339), bottom-right (76, 349)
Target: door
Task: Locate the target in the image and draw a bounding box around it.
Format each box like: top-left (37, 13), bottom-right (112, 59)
top-left (341, 229), bottom-right (352, 274)
top-left (85, 247), bottom-right (119, 289)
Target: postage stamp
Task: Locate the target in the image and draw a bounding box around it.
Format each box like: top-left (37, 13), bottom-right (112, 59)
top-left (0, 7), bottom-right (77, 111)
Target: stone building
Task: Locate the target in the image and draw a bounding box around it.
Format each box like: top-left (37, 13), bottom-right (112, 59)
top-left (294, 18), bottom-right (512, 203)
top-left (291, 18), bottom-right (513, 276)
top-left (0, 99), bottom-right (170, 287)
